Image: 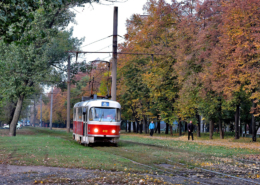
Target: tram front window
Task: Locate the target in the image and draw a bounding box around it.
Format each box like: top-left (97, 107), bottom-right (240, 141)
top-left (89, 107), bottom-right (120, 122)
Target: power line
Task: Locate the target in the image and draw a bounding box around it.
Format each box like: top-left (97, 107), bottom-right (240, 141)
top-left (85, 38), bottom-right (125, 55)
top-left (86, 38), bottom-right (125, 61)
top-left (80, 35), bottom-right (112, 49)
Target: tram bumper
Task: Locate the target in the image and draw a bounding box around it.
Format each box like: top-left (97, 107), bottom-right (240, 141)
top-left (87, 135), bottom-right (119, 143)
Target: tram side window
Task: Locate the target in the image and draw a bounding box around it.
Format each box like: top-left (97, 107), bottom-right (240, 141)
top-left (73, 108), bottom-right (76, 121)
top-left (83, 107), bottom-right (88, 121)
top-left (117, 108), bottom-right (121, 121)
top-left (89, 107), bottom-right (94, 121)
top-left (78, 107), bottom-right (82, 121)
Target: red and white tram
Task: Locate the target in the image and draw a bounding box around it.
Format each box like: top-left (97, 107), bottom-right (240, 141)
top-left (73, 99), bottom-right (121, 146)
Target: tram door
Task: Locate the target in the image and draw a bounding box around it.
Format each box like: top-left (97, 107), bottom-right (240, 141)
top-left (83, 107), bottom-right (88, 136)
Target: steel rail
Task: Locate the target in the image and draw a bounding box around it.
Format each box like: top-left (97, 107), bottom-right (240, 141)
top-left (120, 140), bottom-right (260, 185)
top-left (92, 146), bottom-right (210, 185)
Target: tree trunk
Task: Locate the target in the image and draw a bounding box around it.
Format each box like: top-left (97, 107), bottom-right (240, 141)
top-left (235, 104), bottom-right (240, 139)
top-left (240, 122), bottom-right (242, 137)
top-left (178, 119), bottom-right (182, 136)
top-left (219, 120), bottom-right (223, 139)
top-left (133, 122), bottom-right (136, 132)
top-left (139, 122), bottom-right (142, 134)
top-left (209, 120), bottom-right (213, 139)
top-left (136, 122), bottom-right (139, 133)
top-left (249, 116), bottom-right (253, 134)
top-left (9, 96), bottom-right (24, 136)
top-left (128, 121), bottom-right (131, 132)
top-left (165, 123), bottom-right (169, 134)
top-left (7, 101), bottom-right (17, 126)
top-left (252, 99), bottom-right (256, 142)
top-left (197, 114), bottom-right (201, 137)
top-left (125, 121), bottom-right (128, 132)
top-left (154, 121), bottom-right (157, 133)
top-left (170, 125), bottom-right (173, 136)
top-left (244, 123), bottom-right (246, 137)
top-left (157, 115), bottom-right (160, 134)
top-left (143, 116), bottom-right (148, 134)
top-left (185, 121), bottom-right (187, 132)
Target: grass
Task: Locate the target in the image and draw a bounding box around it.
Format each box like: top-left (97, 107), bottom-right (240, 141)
top-left (120, 134), bottom-right (259, 157)
top-left (0, 127), bottom-right (148, 173)
top-left (122, 130), bottom-right (260, 143)
top-left (1, 127), bottom-right (259, 178)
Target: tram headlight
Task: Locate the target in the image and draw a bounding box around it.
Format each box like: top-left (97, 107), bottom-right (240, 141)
top-left (94, 128), bottom-right (98, 133)
top-left (112, 130), bottom-right (116, 134)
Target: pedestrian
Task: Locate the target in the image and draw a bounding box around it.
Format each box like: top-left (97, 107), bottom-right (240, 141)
top-left (149, 121), bottom-right (155, 136)
top-left (187, 120), bottom-right (194, 140)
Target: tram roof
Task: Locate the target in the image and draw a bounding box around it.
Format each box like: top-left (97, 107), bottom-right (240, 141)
top-left (73, 99), bottom-right (121, 108)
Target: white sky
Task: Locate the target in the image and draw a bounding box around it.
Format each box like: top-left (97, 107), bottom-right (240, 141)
top-left (45, 0), bottom-right (172, 93)
top-left (68, 0), bottom-right (172, 63)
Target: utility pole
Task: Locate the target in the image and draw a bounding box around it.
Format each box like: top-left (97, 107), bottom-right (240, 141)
top-left (67, 55), bottom-right (71, 133)
top-left (33, 95), bottom-right (36, 127)
top-left (111, 6), bottom-right (118, 101)
top-left (252, 99), bottom-right (256, 141)
top-left (50, 87), bottom-right (53, 130)
top-left (107, 63), bottom-right (110, 96)
top-left (40, 94), bottom-right (42, 127)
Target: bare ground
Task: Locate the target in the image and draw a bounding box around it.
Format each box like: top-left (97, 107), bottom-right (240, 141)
top-left (1, 163), bottom-right (260, 185)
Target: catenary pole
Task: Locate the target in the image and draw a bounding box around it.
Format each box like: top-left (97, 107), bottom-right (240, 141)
top-left (67, 55), bottom-right (71, 133)
top-left (33, 96), bottom-right (36, 127)
top-left (40, 94), bottom-right (42, 127)
top-left (111, 6), bottom-right (118, 101)
top-left (50, 87), bottom-right (53, 130)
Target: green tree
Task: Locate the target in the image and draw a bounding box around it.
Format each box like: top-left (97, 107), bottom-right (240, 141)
top-left (0, 26), bottom-right (83, 136)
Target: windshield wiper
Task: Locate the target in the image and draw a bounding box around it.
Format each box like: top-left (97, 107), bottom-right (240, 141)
top-left (110, 114), bottom-right (116, 122)
top-left (99, 112), bottom-right (104, 122)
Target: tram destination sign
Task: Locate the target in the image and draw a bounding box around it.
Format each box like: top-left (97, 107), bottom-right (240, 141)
top-left (102, 102), bottom-right (109, 107)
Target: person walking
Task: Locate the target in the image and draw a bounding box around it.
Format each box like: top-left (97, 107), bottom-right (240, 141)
top-left (149, 121), bottom-right (155, 136)
top-left (187, 120), bottom-right (194, 140)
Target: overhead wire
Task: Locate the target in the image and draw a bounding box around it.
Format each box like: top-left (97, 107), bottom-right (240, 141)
top-left (80, 35), bottom-right (112, 49)
top-left (84, 38), bottom-right (125, 55)
top-left (86, 38), bottom-right (125, 61)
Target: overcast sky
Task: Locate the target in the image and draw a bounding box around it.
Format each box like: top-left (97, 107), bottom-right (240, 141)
top-left (68, 0), bottom-right (171, 63)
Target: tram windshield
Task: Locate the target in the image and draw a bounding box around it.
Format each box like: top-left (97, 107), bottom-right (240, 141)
top-left (89, 107), bottom-right (120, 122)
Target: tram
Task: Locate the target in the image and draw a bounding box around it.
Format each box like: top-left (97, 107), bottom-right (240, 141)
top-left (73, 99), bottom-right (121, 146)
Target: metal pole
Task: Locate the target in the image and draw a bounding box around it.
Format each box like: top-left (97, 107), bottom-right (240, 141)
top-left (107, 63), bottom-right (110, 96)
top-left (50, 87), bottom-right (53, 130)
top-left (111, 6), bottom-right (118, 101)
top-left (26, 106), bottom-right (29, 126)
top-left (33, 96), bottom-right (36, 127)
top-left (67, 55), bottom-right (71, 133)
top-left (252, 99), bottom-right (256, 142)
top-left (40, 94), bottom-right (42, 127)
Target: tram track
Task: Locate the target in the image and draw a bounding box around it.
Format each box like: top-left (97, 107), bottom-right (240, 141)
top-left (31, 129), bottom-right (260, 184)
top-left (92, 145), bottom-right (211, 185)
top-left (117, 139), bottom-right (260, 185)
top-left (56, 135), bottom-right (260, 184)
